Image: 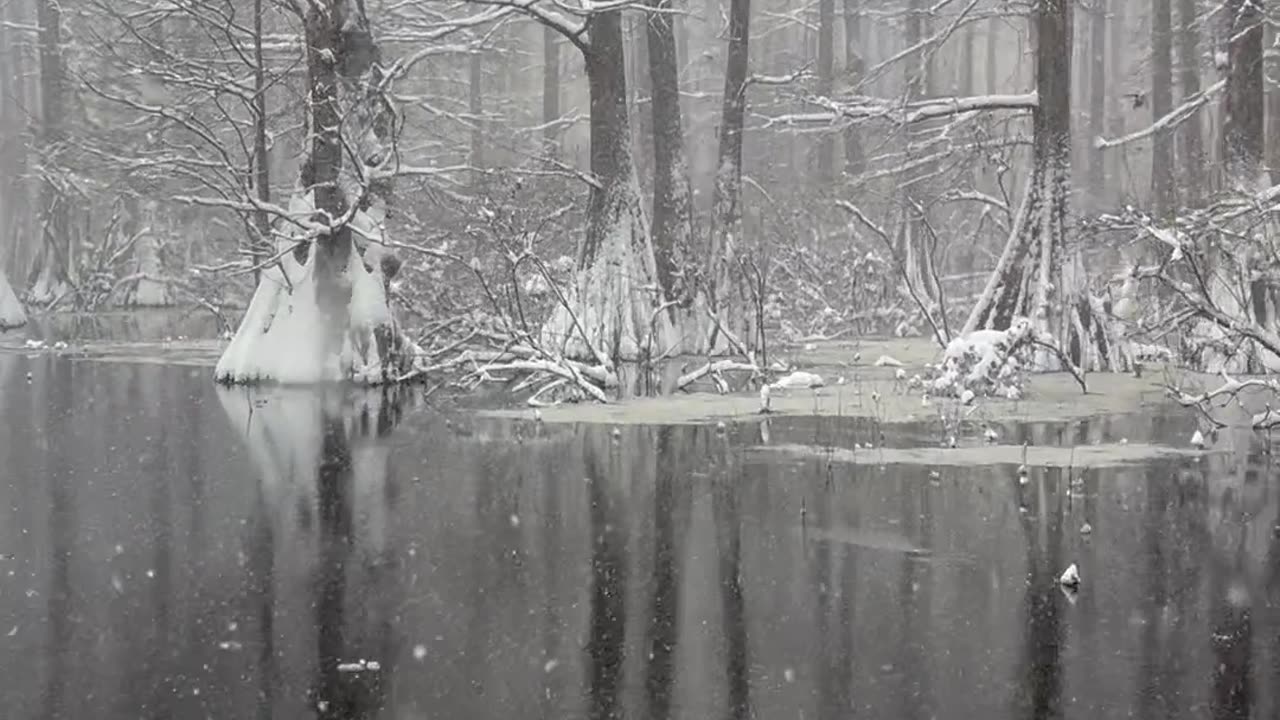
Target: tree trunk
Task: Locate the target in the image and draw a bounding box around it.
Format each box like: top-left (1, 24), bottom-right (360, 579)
top-left (1177, 0), bottom-right (1205, 205)
top-left (540, 12), bottom-right (674, 362)
top-left (630, 14), bottom-right (653, 188)
top-left (965, 0), bottom-right (1123, 372)
top-left (896, 0), bottom-right (940, 320)
top-left (543, 27), bottom-right (561, 156)
top-left (646, 0), bottom-right (696, 305)
top-left (1085, 0), bottom-right (1106, 211)
top-left (216, 0), bottom-right (415, 384)
top-left (29, 0), bottom-right (70, 304)
top-left (1151, 0), bottom-right (1175, 218)
top-left (814, 0), bottom-right (835, 183)
top-left (1107, 0), bottom-right (1126, 202)
top-left (1221, 0), bottom-right (1263, 187)
top-left (1266, 10), bottom-right (1280, 186)
top-left (252, 0), bottom-right (271, 279)
top-left (469, 50), bottom-right (484, 170)
top-left (841, 0), bottom-right (864, 175)
top-left (708, 0), bottom-right (753, 347)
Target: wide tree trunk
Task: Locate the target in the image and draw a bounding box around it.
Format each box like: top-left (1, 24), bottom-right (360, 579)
top-left (216, 0), bottom-right (416, 384)
top-left (964, 0), bottom-right (1123, 372)
top-left (1151, 0), bottom-right (1175, 218)
top-left (841, 0), bottom-right (864, 176)
top-left (29, 0), bottom-right (70, 305)
top-left (1177, 0), bottom-right (1205, 205)
top-left (707, 0), bottom-right (754, 349)
top-left (646, 0), bottom-right (696, 306)
top-left (895, 0), bottom-right (940, 320)
top-left (1221, 0), bottom-right (1263, 187)
top-left (540, 11), bottom-right (674, 362)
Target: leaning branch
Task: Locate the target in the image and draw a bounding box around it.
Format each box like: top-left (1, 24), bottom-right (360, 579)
top-left (771, 93), bottom-right (1038, 127)
top-left (1094, 79), bottom-right (1225, 149)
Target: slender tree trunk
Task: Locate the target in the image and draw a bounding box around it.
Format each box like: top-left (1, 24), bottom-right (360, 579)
top-left (841, 0), bottom-right (864, 176)
top-left (1086, 0), bottom-right (1106, 211)
top-left (986, 15), bottom-right (998, 93)
top-left (1107, 0), bottom-right (1126, 201)
top-left (1266, 11), bottom-right (1280, 186)
top-left (814, 0), bottom-right (835, 183)
top-left (1221, 0), bottom-right (1263, 187)
top-left (896, 0), bottom-right (939, 315)
top-left (630, 14), bottom-right (653, 191)
top-left (469, 50), bottom-right (484, 170)
top-left (30, 0), bottom-right (70, 303)
top-left (709, 0), bottom-right (751, 342)
top-left (1152, 0), bottom-right (1175, 217)
top-left (646, 0), bottom-right (696, 305)
top-left (1177, 0), bottom-right (1205, 205)
top-left (543, 27), bottom-right (561, 156)
top-left (252, 0), bottom-right (271, 281)
top-left (966, 0), bottom-right (1123, 371)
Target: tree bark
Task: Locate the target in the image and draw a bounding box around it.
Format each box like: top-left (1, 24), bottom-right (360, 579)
top-left (1152, 0), bottom-right (1176, 217)
top-left (252, 0), bottom-right (271, 280)
top-left (1086, 0), bottom-right (1106, 211)
top-left (543, 27), bottom-right (561, 156)
top-left (1221, 0), bottom-right (1263, 187)
top-left (30, 0), bottom-right (70, 303)
top-left (814, 0), bottom-right (835, 183)
top-left (965, 0), bottom-right (1123, 371)
top-left (646, 0), bottom-right (696, 304)
top-left (896, 0), bottom-right (939, 316)
top-left (1176, 0), bottom-right (1205, 205)
top-left (709, 0), bottom-right (752, 341)
top-left (1266, 10), bottom-right (1280, 186)
top-left (841, 0), bottom-right (864, 175)
top-left (469, 50), bottom-right (484, 170)
top-left (1107, 0), bottom-right (1126, 202)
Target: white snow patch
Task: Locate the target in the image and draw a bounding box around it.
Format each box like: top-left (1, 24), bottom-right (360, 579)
top-left (770, 371), bottom-right (825, 390)
top-left (215, 193), bottom-right (419, 384)
top-left (927, 318), bottom-right (1036, 398)
top-left (0, 271), bottom-right (26, 330)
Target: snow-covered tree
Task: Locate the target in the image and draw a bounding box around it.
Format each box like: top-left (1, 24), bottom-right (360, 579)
top-left (964, 0), bottom-right (1124, 372)
top-left (216, 0), bottom-right (421, 384)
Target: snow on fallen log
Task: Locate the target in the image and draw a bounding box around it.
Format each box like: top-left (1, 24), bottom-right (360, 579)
top-left (0, 270), bottom-right (26, 330)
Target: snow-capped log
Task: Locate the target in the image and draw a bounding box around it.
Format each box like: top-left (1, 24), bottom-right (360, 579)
top-left (962, 0), bottom-right (1124, 373)
top-left (217, 0), bottom-right (423, 385)
top-left (0, 270), bottom-right (27, 329)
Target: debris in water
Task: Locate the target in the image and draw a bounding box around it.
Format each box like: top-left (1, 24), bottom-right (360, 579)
top-left (984, 426), bottom-right (998, 443)
top-left (23, 339), bottom-right (45, 350)
top-left (413, 645), bottom-right (428, 661)
top-left (509, 514), bottom-right (520, 528)
top-left (1120, 438), bottom-right (1128, 445)
top-left (784, 667), bottom-right (796, 683)
top-left (803, 342), bottom-right (817, 351)
top-left (928, 470), bottom-right (941, 482)
top-left (145, 569), bottom-right (155, 579)
top-left (52, 341), bottom-right (67, 351)
top-left (533, 408), bottom-right (542, 422)
top-left (217, 640), bottom-right (243, 651)
top-left (1190, 429), bottom-right (1206, 449)
top-left (611, 427), bottom-right (621, 440)
top-left (1080, 522), bottom-right (1093, 535)
top-left (947, 436), bottom-right (957, 449)
top-left (337, 659), bottom-right (381, 672)
top-left (716, 421), bottom-right (727, 434)
top-left (1059, 563), bottom-right (1080, 590)
top-left (895, 368), bottom-right (907, 380)
top-left (6, 625), bottom-right (15, 637)
top-left (544, 658), bottom-right (559, 673)
top-left (771, 370), bottom-right (824, 389)
top-left (959, 389), bottom-right (976, 405)
top-left (874, 355), bottom-right (903, 367)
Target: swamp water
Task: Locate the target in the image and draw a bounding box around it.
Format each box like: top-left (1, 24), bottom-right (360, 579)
top-left (0, 347), bottom-right (1278, 719)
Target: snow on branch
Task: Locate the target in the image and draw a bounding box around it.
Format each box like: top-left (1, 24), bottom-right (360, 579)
top-left (768, 93), bottom-right (1037, 128)
top-left (1094, 79), bottom-right (1226, 150)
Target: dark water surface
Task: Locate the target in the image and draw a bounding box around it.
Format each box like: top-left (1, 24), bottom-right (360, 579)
top-left (2, 352), bottom-right (1279, 719)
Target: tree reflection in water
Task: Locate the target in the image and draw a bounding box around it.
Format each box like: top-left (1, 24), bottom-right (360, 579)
top-left (216, 385), bottom-right (407, 720)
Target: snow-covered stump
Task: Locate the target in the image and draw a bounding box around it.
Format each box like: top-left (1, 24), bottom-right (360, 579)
top-left (0, 270), bottom-right (26, 329)
top-left (215, 199), bottom-right (422, 385)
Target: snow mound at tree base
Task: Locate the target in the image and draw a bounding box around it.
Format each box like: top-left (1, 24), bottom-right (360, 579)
top-left (928, 318), bottom-right (1037, 399)
top-left (0, 272), bottom-right (27, 330)
top-left (215, 197), bottom-right (423, 385)
top-left (215, 247), bottom-right (421, 384)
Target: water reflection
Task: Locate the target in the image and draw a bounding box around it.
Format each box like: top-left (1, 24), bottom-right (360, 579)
top-left (9, 359), bottom-right (1280, 718)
